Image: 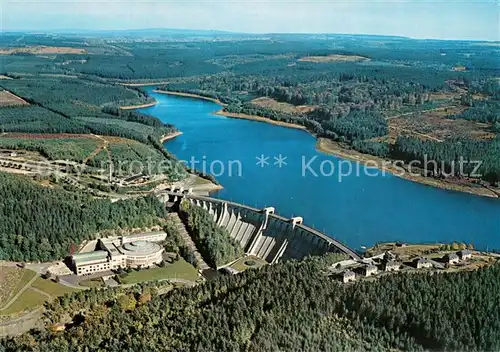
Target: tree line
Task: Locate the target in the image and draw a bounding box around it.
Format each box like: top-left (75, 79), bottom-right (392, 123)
top-left (179, 200), bottom-right (243, 268)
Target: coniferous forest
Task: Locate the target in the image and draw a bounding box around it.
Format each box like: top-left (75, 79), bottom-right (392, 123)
top-left (0, 173), bottom-right (167, 262)
top-left (179, 200), bottom-right (243, 267)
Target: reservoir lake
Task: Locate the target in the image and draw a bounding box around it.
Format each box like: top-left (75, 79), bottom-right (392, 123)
top-left (140, 88), bottom-right (500, 251)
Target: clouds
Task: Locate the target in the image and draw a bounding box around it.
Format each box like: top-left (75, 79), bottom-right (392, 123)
top-left (2, 0), bottom-right (499, 40)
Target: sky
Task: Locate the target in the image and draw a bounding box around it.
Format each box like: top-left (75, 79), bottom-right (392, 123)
top-left (1, 0), bottom-right (499, 41)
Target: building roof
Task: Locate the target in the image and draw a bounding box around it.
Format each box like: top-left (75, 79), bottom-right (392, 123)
top-left (72, 251), bottom-right (109, 265)
top-left (458, 249), bottom-right (472, 255)
top-left (120, 241), bottom-right (163, 257)
top-left (343, 270), bottom-right (355, 276)
top-left (444, 253), bottom-right (459, 260)
top-left (125, 231), bottom-right (167, 240)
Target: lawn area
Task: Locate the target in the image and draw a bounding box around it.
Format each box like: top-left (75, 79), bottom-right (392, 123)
top-left (0, 267), bottom-right (24, 308)
top-left (0, 268), bottom-right (37, 310)
top-left (120, 258), bottom-right (199, 284)
top-left (79, 278), bottom-right (104, 288)
top-left (0, 270), bottom-right (80, 317)
top-left (230, 255), bottom-right (268, 272)
top-left (0, 288), bottom-right (47, 316)
top-left (31, 277), bottom-right (79, 296)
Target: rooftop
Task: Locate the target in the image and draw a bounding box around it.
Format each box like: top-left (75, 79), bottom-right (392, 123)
top-left (120, 241), bottom-right (163, 256)
top-left (72, 250), bottom-right (108, 265)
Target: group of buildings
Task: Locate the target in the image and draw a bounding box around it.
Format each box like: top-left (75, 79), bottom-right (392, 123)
top-left (340, 249), bottom-right (473, 283)
top-left (71, 232), bottom-right (167, 276)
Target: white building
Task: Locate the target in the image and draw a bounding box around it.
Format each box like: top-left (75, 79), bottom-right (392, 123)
top-left (342, 270), bottom-right (356, 283)
top-left (444, 253), bottom-right (459, 265)
top-left (414, 258), bottom-right (433, 269)
top-left (458, 250), bottom-right (472, 260)
top-left (362, 265), bottom-right (378, 277)
top-left (383, 261), bottom-right (400, 272)
top-left (72, 232), bottom-right (166, 276)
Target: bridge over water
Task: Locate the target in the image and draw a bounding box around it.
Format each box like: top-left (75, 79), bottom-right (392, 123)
top-left (158, 189), bottom-right (361, 263)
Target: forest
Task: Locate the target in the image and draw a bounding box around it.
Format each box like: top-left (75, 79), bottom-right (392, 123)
top-left (1, 36), bottom-right (498, 187)
top-left (0, 76), bottom-right (171, 143)
top-left (179, 200), bottom-right (243, 268)
top-left (1, 254), bottom-right (498, 351)
top-left (0, 172), bottom-right (168, 262)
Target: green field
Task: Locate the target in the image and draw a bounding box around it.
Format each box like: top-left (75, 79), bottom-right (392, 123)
top-left (79, 278), bottom-right (104, 288)
top-left (0, 267), bottom-right (36, 310)
top-left (0, 288), bottom-right (47, 316)
top-left (31, 278), bottom-right (79, 296)
top-left (0, 270), bottom-right (79, 316)
top-left (120, 259), bottom-right (199, 284)
top-left (0, 136), bottom-right (100, 162)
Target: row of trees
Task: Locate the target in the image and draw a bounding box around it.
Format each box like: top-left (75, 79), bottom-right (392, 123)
top-left (179, 200), bottom-right (243, 268)
top-left (2, 254), bottom-right (499, 351)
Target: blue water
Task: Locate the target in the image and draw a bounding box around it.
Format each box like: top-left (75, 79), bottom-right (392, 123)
top-left (140, 89), bottom-right (500, 251)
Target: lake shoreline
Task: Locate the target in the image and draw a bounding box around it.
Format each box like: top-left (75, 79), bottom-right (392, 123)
top-left (316, 138), bottom-right (499, 199)
top-left (214, 109), bottom-right (312, 133)
top-left (120, 101), bottom-right (158, 110)
top-left (150, 89), bottom-right (499, 199)
top-left (120, 81), bottom-right (170, 87)
top-left (159, 131), bottom-right (183, 143)
top-left (153, 90), bottom-right (227, 106)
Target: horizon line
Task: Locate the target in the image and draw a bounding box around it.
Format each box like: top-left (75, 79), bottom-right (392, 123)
top-left (2, 27), bottom-right (498, 43)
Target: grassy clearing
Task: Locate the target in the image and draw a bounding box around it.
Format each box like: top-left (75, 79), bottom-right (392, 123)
top-left (251, 97), bottom-right (316, 115)
top-left (0, 46), bottom-right (87, 55)
top-left (0, 288), bottom-right (47, 316)
top-left (4, 269), bottom-right (38, 305)
top-left (0, 135), bottom-right (101, 162)
top-left (31, 278), bottom-right (79, 296)
top-left (230, 255), bottom-right (268, 272)
top-left (298, 54), bottom-right (369, 63)
top-left (79, 278), bottom-right (104, 288)
top-left (0, 271), bottom-right (79, 316)
top-left (0, 267), bottom-right (25, 308)
top-left (388, 107), bottom-right (496, 142)
top-left (0, 90), bottom-right (28, 106)
top-left (120, 259), bottom-right (199, 284)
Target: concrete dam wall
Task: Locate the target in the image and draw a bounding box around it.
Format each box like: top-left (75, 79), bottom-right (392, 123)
top-left (159, 190), bottom-right (360, 263)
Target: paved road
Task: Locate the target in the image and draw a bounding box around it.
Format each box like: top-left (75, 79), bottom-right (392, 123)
top-left (0, 307), bottom-right (43, 337)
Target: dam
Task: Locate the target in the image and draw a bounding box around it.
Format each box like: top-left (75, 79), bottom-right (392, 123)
top-left (159, 190), bottom-right (361, 264)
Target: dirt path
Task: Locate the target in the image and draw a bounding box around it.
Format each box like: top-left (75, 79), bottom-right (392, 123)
top-left (83, 134), bottom-right (109, 164)
top-left (0, 274), bottom-right (38, 312)
top-left (388, 126), bottom-right (444, 142)
top-left (0, 307), bottom-right (43, 337)
top-left (385, 105), bottom-right (459, 121)
top-left (87, 134), bottom-right (113, 176)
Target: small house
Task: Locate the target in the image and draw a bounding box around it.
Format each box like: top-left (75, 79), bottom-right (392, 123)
top-left (383, 261), bottom-right (400, 272)
top-left (458, 250), bottom-right (472, 261)
top-left (443, 253), bottom-right (459, 265)
top-left (413, 258), bottom-right (433, 269)
top-left (362, 265), bottom-right (378, 277)
top-left (341, 270), bottom-right (356, 283)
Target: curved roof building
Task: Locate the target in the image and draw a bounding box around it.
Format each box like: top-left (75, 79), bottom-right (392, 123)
top-left (120, 241), bottom-right (164, 267)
